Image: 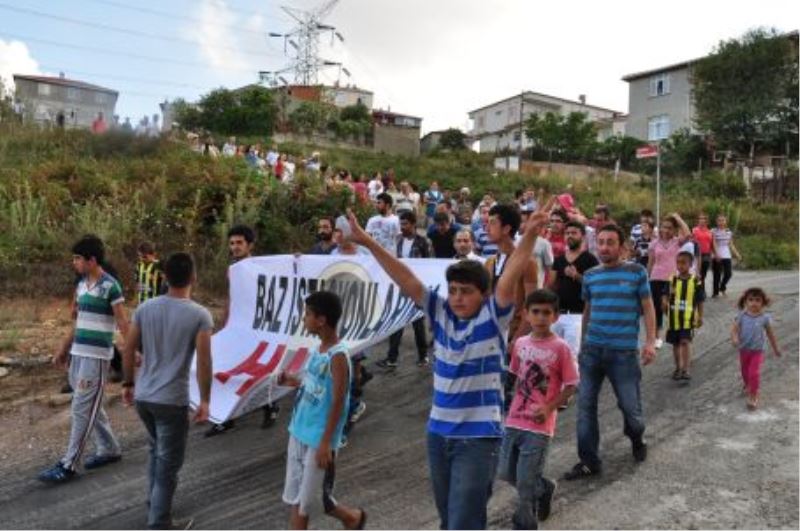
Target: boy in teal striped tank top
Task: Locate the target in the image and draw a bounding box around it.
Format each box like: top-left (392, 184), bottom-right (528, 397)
top-left (278, 291), bottom-right (366, 530)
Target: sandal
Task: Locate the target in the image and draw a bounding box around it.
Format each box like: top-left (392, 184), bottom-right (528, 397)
top-left (672, 369), bottom-right (681, 380)
top-left (355, 508), bottom-right (367, 530)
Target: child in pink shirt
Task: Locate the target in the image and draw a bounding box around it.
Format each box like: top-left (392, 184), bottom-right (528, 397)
top-left (498, 289), bottom-right (579, 530)
top-left (648, 213), bottom-right (690, 349)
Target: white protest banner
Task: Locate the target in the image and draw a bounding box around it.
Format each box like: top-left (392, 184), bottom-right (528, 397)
top-left (190, 254), bottom-right (453, 423)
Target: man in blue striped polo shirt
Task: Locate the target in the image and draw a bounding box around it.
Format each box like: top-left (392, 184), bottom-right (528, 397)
top-left (564, 224), bottom-right (657, 481)
top-left (347, 208), bottom-right (548, 530)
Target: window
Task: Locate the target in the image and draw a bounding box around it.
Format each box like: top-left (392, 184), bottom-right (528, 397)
top-left (477, 116), bottom-right (485, 129)
top-left (649, 73), bottom-right (670, 97)
top-left (37, 83), bottom-right (51, 96)
top-left (648, 115), bottom-right (670, 141)
top-left (67, 88), bottom-right (80, 101)
top-left (95, 92), bottom-right (108, 104)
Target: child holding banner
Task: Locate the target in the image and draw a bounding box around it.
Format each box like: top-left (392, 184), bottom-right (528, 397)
top-left (346, 207), bottom-right (547, 530)
top-left (277, 291), bottom-right (366, 530)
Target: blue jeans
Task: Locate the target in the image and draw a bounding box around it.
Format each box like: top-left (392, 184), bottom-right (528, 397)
top-left (577, 345), bottom-right (645, 471)
top-left (427, 433), bottom-right (500, 530)
top-left (497, 428), bottom-right (550, 530)
top-left (135, 401), bottom-right (190, 530)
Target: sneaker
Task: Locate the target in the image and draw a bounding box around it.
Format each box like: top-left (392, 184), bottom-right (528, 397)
top-left (655, 338), bottom-right (664, 350)
top-left (416, 357), bottom-right (430, 367)
top-left (204, 420), bottom-right (235, 438)
top-left (538, 478), bottom-right (557, 521)
top-left (360, 367), bottom-right (374, 386)
top-left (38, 462), bottom-right (76, 484)
top-left (563, 462), bottom-right (600, 481)
top-left (261, 405), bottom-right (280, 429)
top-left (376, 359), bottom-right (397, 370)
top-left (168, 517), bottom-right (194, 530)
top-left (84, 453), bottom-right (122, 470)
top-left (632, 439), bottom-right (648, 462)
top-left (349, 402), bottom-right (367, 424)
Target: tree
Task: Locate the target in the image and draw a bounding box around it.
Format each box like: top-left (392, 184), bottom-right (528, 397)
top-left (692, 28), bottom-right (799, 162)
top-left (661, 128), bottom-right (708, 174)
top-left (438, 128), bottom-right (467, 150)
top-left (330, 102), bottom-right (372, 141)
top-left (173, 87), bottom-right (277, 136)
top-left (0, 77), bottom-right (13, 123)
top-left (171, 98), bottom-right (203, 131)
top-left (524, 112), bottom-right (565, 162)
top-left (598, 135), bottom-right (645, 169)
top-left (235, 86), bottom-right (278, 136)
top-left (289, 101), bottom-right (335, 135)
top-left (524, 111), bottom-right (597, 162)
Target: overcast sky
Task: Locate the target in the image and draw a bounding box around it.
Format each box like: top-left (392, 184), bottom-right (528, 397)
top-left (0, 0), bottom-right (797, 133)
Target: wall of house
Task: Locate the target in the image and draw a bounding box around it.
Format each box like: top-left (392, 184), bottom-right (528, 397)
top-left (373, 124), bottom-right (420, 157)
top-left (324, 88), bottom-right (374, 109)
top-left (15, 79), bottom-right (117, 129)
top-left (469, 94), bottom-right (621, 153)
top-left (420, 132), bottom-right (442, 153)
top-left (626, 67), bottom-right (695, 141)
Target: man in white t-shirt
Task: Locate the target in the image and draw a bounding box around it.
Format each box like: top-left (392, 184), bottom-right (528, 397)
top-left (367, 174), bottom-right (384, 201)
top-left (365, 193), bottom-right (401, 253)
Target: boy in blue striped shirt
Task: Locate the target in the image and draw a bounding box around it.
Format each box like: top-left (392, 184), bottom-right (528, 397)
top-left (564, 224), bottom-right (657, 481)
top-left (347, 208), bottom-right (548, 530)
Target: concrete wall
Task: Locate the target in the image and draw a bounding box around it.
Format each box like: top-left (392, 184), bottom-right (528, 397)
top-left (14, 78), bottom-right (117, 129)
top-left (373, 124), bottom-right (420, 157)
top-left (626, 66), bottom-right (695, 141)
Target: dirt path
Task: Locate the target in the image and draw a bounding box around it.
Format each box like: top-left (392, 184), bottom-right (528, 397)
top-left (0, 271), bottom-right (797, 529)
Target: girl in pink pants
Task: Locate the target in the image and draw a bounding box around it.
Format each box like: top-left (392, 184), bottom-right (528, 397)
top-left (731, 288), bottom-right (782, 410)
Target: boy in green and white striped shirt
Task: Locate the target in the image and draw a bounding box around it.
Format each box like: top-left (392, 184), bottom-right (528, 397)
top-left (38, 235), bottom-right (130, 484)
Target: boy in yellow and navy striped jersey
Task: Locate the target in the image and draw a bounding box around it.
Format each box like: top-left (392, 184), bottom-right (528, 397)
top-left (135, 241), bottom-right (166, 306)
top-left (663, 251), bottom-right (705, 382)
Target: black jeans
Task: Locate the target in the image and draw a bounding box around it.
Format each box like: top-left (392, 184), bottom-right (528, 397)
top-left (649, 280), bottom-right (670, 331)
top-left (387, 318), bottom-right (428, 363)
top-left (712, 259), bottom-right (732, 296)
top-left (699, 254), bottom-right (711, 295)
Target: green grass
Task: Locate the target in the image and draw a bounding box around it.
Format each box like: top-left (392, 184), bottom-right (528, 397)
top-left (0, 126), bottom-right (795, 299)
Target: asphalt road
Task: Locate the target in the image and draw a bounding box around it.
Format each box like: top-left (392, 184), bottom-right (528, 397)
top-left (0, 270), bottom-right (797, 529)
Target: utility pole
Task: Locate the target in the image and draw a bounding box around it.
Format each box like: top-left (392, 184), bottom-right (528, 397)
top-left (517, 91), bottom-right (524, 164)
top-left (656, 141), bottom-right (662, 222)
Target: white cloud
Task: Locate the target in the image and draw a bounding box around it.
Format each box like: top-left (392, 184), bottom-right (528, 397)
top-left (0, 39), bottom-right (41, 94)
top-left (189, 0), bottom-right (250, 73)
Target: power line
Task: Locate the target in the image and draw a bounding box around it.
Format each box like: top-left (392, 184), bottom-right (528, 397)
top-left (0, 2), bottom-right (282, 59)
top-left (82, 0), bottom-right (295, 34)
top-left (1, 31), bottom-right (260, 73)
top-left (38, 65), bottom-right (210, 91)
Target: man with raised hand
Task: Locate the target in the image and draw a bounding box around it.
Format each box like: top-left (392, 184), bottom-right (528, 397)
top-left (346, 206), bottom-right (548, 530)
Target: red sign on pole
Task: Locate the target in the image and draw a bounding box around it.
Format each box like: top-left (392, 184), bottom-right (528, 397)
top-left (636, 145), bottom-right (659, 159)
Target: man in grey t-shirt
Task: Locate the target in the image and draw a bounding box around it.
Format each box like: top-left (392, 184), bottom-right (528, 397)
top-left (123, 253), bottom-right (213, 530)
